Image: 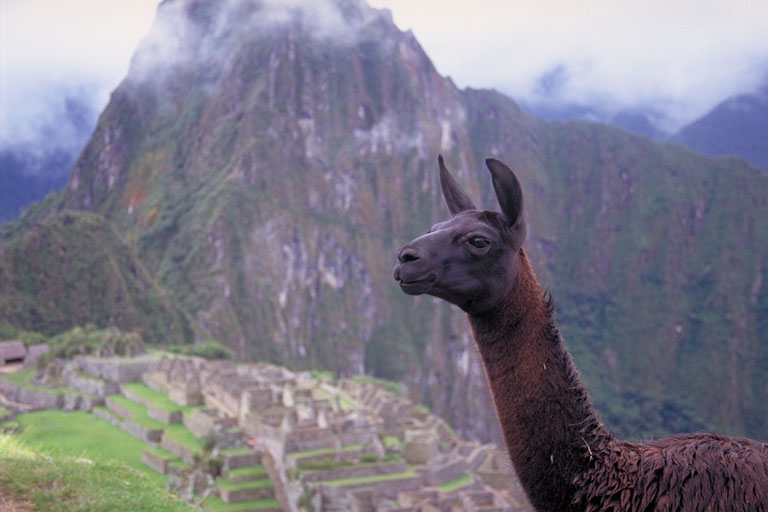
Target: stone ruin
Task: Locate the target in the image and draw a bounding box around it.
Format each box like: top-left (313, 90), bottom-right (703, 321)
top-left (0, 352), bottom-right (533, 511)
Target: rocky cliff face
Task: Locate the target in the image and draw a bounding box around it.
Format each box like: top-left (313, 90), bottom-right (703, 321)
top-left (54, 0), bottom-right (768, 442)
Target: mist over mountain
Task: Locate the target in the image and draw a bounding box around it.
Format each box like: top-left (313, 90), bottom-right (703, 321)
top-left (0, 92), bottom-right (98, 221)
top-left (523, 101), bottom-right (666, 140)
top-left (3, 0), bottom-right (768, 445)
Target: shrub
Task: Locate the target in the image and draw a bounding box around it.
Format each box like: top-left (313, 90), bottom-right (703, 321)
top-left (166, 339), bottom-right (233, 360)
top-left (36, 325), bottom-right (145, 368)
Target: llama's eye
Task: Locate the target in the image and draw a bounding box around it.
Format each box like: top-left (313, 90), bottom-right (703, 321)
top-left (468, 236), bottom-right (490, 249)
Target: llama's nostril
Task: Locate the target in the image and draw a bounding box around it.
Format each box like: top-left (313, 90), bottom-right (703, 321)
top-left (399, 248), bottom-right (420, 263)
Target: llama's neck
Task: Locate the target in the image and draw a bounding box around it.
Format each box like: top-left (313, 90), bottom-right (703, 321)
top-left (469, 249), bottom-right (612, 512)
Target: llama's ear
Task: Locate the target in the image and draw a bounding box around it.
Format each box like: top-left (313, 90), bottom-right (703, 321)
top-left (439, 155), bottom-right (476, 215)
top-left (486, 158), bottom-right (526, 243)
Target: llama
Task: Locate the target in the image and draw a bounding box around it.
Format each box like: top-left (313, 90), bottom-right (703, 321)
top-left (393, 156), bottom-right (768, 511)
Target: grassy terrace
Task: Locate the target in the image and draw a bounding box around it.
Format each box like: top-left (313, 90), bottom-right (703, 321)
top-left (0, 434), bottom-right (196, 512)
top-left (220, 446), bottom-right (254, 457)
top-left (383, 435), bottom-right (401, 449)
top-left (122, 381), bottom-right (200, 413)
top-left (298, 454), bottom-right (401, 474)
top-left (168, 459), bottom-right (187, 471)
top-left (202, 495), bottom-right (280, 511)
top-left (315, 387), bottom-right (359, 411)
top-left (288, 443), bottom-right (362, 459)
top-left (106, 392), bottom-right (204, 453)
top-left (217, 477), bottom-right (272, 490)
top-left (438, 473), bottom-right (472, 491)
top-left (11, 410), bottom-right (169, 487)
top-left (107, 393), bottom-right (165, 429)
top-left (228, 464), bottom-right (267, 480)
top-left (321, 467), bottom-right (417, 486)
top-left (1, 368), bottom-right (78, 395)
top-left (164, 422), bottom-right (205, 452)
top-left (142, 443), bottom-right (180, 461)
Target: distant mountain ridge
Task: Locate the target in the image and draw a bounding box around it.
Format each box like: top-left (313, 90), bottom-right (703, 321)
top-left (672, 83), bottom-right (768, 172)
top-left (2, 0), bottom-right (767, 444)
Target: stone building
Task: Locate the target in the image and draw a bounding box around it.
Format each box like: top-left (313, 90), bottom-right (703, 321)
top-left (0, 341), bottom-right (26, 366)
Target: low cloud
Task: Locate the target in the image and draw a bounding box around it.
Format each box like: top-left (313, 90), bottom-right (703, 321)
top-left (4, 0), bottom-right (768, 162)
top-left (371, 0), bottom-right (768, 133)
top-left (127, 0), bottom-right (384, 84)
top-left (1, 0), bottom-right (158, 156)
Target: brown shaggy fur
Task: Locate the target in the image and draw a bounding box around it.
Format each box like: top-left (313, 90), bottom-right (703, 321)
top-left (474, 251), bottom-right (768, 511)
top-left (394, 157), bottom-right (768, 512)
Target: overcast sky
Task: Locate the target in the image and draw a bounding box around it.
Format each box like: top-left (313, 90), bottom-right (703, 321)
top-left (2, 0), bottom-right (768, 153)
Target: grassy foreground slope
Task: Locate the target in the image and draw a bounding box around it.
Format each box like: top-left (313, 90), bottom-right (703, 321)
top-left (11, 411), bottom-right (170, 484)
top-left (0, 426), bottom-right (196, 512)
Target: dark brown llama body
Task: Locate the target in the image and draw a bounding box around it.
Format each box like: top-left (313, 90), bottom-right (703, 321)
top-left (393, 156), bottom-right (768, 512)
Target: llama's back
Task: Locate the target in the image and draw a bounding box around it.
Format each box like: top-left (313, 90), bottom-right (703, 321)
top-left (575, 432), bottom-right (768, 511)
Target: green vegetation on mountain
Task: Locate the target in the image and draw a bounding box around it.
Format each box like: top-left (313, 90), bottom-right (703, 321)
top-left (0, 211), bottom-right (193, 345)
top-left (2, 0), bottom-right (767, 444)
top-left (464, 89), bottom-right (768, 438)
top-left (673, 85), bottom-right (768, 172)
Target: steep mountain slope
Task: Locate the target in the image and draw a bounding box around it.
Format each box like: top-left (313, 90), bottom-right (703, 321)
top-left (463, 88), bottom-right (768, 438)
top-left (0, 211), bottom-right (193, 344)
top-left (23, 0), bottom-right (768, 442)
top-left (673, 84), bottom-right (768, 172)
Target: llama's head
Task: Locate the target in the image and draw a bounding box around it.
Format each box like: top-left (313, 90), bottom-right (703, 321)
top-left (393, 156), bottom-right (526, 315)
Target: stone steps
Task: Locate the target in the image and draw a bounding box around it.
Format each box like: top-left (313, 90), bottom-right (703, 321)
top-left (102, 396), bottom-right (164, 443)
top-left (220, 447), bottom-right (260, 470)
top-left (160, 430), bottom-right (201, 465)
top-left (317, 471), bottom-right (423, 501)
top-left (120, 384), bottom-right (182, 424)
top-left (226, 463), bottom-right (269, 483)
top-left (217, 477), bottom-right (274, 504)
top-left (140, 448), bottom-right (185, 475)
top-left (300, 460), bottom-right (407, 483)
top-left (286, 444), bottom-right (367, 467)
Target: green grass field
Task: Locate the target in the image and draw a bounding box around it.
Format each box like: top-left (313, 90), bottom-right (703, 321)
top-left (0, 416), bottom-right (197, 511)
top-left (12, 410), bottom-right (169, 486)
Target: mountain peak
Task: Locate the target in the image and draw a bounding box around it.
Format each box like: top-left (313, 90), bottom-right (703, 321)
top-left (129, 0), bottom-right (400, 83)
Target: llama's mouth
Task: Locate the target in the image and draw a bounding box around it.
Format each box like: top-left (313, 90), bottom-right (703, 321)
top-left (397, 274), bottom-right (437, 295)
